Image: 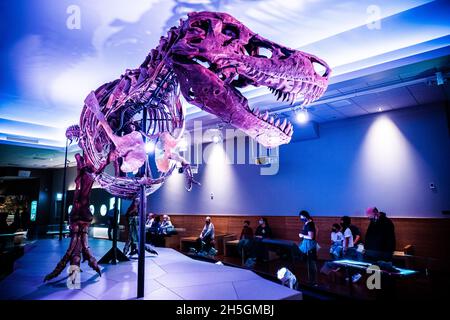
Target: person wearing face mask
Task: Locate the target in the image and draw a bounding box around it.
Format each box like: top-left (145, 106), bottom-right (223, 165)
top-left (196, 216), bottom-right (215, 253)
top-left (298, 210), bottom-right (318, 285)
top-left (255, 217), bottom-right (272, 239)
top-left (330, 223), bottom-right (344, 259)
top-left (252, 218), bottom-right (272, 262)
top-left (364, 207), bottom-right (396, 262)
top-left (341, 215), bottom-right (362, 283)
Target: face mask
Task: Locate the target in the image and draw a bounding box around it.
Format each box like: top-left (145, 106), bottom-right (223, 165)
top-left (259, 220), bottom-right (263, 225)
top-left (300, 217), bottom-right (307, 222)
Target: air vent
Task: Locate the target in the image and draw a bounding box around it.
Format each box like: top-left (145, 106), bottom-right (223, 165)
top-left (329, 100), bottom-right (352, 107)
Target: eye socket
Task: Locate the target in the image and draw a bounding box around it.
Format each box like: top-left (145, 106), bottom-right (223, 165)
top-left (257, 47), bottom-right (273, 59)
top-left (191, 19), bottom-right (210, 32)
top-left (222, 24), bottom-right (240, 39)
top-left (312, 61), bottom-right (328, 77)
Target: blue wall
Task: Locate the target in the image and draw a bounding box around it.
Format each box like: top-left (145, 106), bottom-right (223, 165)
top-left (148, 103), bottom-right (450, 218)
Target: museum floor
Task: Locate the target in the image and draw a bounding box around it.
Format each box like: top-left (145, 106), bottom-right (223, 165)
top-left (0, 239), bottom-right (301, 300)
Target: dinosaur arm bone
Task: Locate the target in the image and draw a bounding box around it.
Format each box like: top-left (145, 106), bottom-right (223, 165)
top-left (168, 152), bottom-right (200, 191)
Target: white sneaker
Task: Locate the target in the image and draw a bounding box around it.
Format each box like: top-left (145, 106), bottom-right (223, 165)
top-left (352, 273), bottom-right (362, 283)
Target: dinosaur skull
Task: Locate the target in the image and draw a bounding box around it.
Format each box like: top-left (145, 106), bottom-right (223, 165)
top-left (169, 11), bottom-right (331, 148)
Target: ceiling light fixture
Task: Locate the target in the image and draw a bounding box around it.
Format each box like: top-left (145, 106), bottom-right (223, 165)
top-left (296, 107), bottom-right (308, 124)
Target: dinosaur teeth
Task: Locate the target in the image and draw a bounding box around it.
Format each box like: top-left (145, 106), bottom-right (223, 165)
top-left (253, 107), bottom-right (260, 116)
top-left (290, 93), bottom-right (297, 105)
top-left (269, 116), bottom-right (274, 125)
top-left (279, 118), bottom-right (287, 131)
top-left (287, 126), bottom-right (294, 136)
top-left (262, 111), bottom-right (269, 121)
top-left (285, 123), bottom-right (292, 134)
top-left (277, 90), bottom-right (283, 101)
top-left (275, 118), bottom-right (280, 127)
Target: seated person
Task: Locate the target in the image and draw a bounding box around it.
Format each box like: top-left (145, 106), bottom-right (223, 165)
top-left (255, 217), bottom-right (272, 239)
top-left (196, 216), bottom-right (215, 254)
top-left (147, 215), bottom-right (162, 245)
top-left (237, 220), bottom-right (253, 257)
top-left (330, 223), bottom-right (343, 259)
top-left (145, 213), bottom-right (155, 230)
top-left (159, 214), bottom-right (175, 235)
top-left (253, 217), bottom-right (272, 261)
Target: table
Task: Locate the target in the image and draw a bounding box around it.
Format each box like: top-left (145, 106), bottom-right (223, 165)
top-left (225, 238), bottom-right (300, 263)
top-left (331, 259), bottom-right (419, 298)
top-left (332, 259), bottom-right (418, 277)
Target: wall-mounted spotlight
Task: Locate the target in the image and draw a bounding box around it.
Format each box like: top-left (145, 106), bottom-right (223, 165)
top-left (277, 267), bottom-right (298, 290)
top-left (296, 107), bottom-right (308, 124)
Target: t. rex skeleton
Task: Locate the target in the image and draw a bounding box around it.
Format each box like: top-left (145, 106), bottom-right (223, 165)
top-left (45, 11), bottom-right (330, 281)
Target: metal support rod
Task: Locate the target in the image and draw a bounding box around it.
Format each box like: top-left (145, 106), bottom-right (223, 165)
top-left (59, 138), bottom-right (68, 241)
top-left (112, 196), bottom-right (119, 265)
top-left (137, 107), bottom-right (148, 299)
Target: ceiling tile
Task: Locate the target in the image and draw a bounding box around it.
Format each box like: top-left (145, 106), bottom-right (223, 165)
top-left (337, 105), bottom-right (368, 117)
top-left (407, 83), bottom-right (447, 105)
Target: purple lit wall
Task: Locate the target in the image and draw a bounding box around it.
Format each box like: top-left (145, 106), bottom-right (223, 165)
top-left (148, 103), bottom-right (450, 218)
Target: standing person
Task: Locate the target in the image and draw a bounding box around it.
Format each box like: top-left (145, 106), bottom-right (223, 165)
top-left (106, 208), bottom-right (116, 241)
top-left (237, 220), bottom-right (253, 258)
top-left (364, 207), bottom-right (396, 262)
top-left (341, 216), bottom-right (355, 257)
top-left (298, 210), bottom-right (318, 286)
top-left (123, 198), bottom-right (139, 256)
top-left (197, 216), bottom-right (215, 253)
top-left (341, 215), bottom-right (362, 283)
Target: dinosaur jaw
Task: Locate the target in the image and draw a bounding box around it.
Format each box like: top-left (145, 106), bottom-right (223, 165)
top-left (173, 60), bottom-right (293, 148)
top-left (235, 54), bottom-right (329, 106)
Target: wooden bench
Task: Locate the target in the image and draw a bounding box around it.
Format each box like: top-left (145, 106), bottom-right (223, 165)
top-left (225, 237), bottom-right (300, 262)
top-left (180, 234), bottom-right (233, 254)
top-left (180, 236), bottom-right (198, 252)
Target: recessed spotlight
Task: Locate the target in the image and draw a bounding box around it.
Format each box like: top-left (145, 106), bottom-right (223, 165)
top-left (209, 129), bottom-right (222, 143)
top-left (377, 107), bottom-right (383, 112)
top-left (296, 108), bottom-right (308, 124)
top-left (212, 135), bottom-right (221, 143)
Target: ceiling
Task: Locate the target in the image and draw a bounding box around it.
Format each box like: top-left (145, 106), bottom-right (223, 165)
top-left (0, 0), bottom-right (449, 168)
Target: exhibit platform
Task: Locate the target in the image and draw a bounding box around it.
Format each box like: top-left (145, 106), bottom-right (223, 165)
top-left (0, 238), bottom-right (302, 300)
